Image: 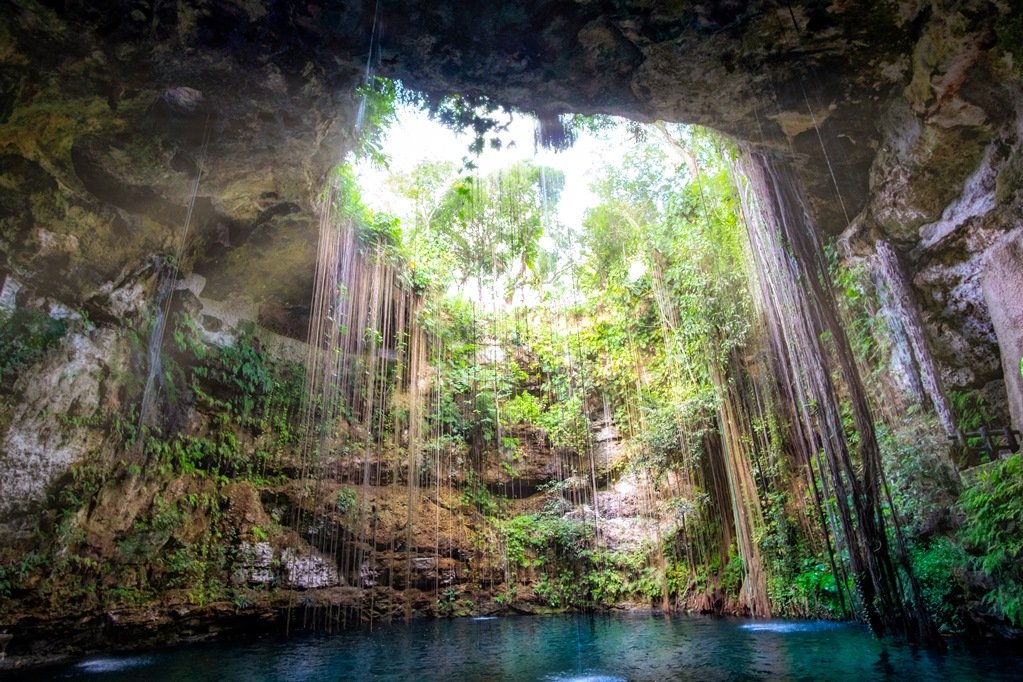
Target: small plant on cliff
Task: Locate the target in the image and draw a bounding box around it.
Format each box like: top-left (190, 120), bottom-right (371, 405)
top-left (461, 470), bottom-right (500, 516)
top-left (335, 487), bottom-right (361, 518)
top-left (502, 390), bottom-right (544, 427)
top-left (0, 308), bottom-right (67, 383)
top-left (0, 551), bottom-right (46, 598)
top-left (205, 331), bottom-right (275, 420)
top-left (996, 12), bottom-right (1023, 77)
top-left (948, 389), bottom-right (995, 463)
top-left (537, 395), bottom-right (590, 454)
top-left (436, 586), bottom-right (473, 616)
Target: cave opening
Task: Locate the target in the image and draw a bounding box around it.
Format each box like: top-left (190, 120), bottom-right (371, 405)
top-left (285, 84), bottom-right (941, 644)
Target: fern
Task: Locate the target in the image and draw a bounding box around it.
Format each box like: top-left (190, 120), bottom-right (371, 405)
top-left (960, 454), bottom-right (1023, 625)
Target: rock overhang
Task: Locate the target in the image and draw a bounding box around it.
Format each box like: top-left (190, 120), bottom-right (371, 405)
top-left (1, 1), bottom-right (1019, 404)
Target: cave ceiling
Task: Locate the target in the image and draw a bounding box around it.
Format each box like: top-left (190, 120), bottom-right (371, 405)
top-left (0, 1), bottom-right (1015, 331)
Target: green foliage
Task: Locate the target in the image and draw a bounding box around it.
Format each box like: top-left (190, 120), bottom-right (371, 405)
top-left (757, 489), bottom-right (846, 619)
top-left (502, 513), bottom-right (593, 570)
top-left (117, 496), bottom-right (185, 562)
top-left (0, 303), bottom-right (304, 616)
top-left (420, 300), bottom-right (534, 453)
top-left (911, 536), bottom-right (970, 631)
top-left (829, 251), bottom-right (886, 371)
top-left (330, 163), bottom-right (369, 223)
top-left (635, 404), bottom-right (684, 463)
top-left (0, 550), bottom-right (46, 598)
top-left (721, 548), bottom-right (744, 596)
top-left (209, 334), bottom-right (275, 418)
top-left (538, 395), bottom-right (589, 453)
top-left (567, 129), bottom-right (755, 440)
top-left (171, 310), bottom-right (207, 360)
top-left (424, 92), bottom-right (513, 158)
top-left (628, 400), bottom-right (711, 479)
top-left (358, 212), bottom-right (403, 249)
top-left (427, 162), bottom-right (565, 296)
top-left (877, 419), bottom-right (960, 539)
top-left (787, 559), bottom-right (844, 618)
top-left (436, 586), bottom-right (458, 614)
top-left (502, 391), bottom-right (544, 427)
top-left (493, 586), bottom-right (517, 606)
top-left (335, 487), bottom-right (360, 517)
top-left (959, 454), bottom-right (1023, 625)
top-left (353, 77), bottom-right (401, 166)
top-left (20, 470), bottom-right (233, 612)
top-left (171, 313), bottom-right (304, 450)
top-left (144, 425), bottom-right (273, 481)
top-left (534, 569), bottom-right (586, 608)
top-left (461, 470), bottom-right (501, 516)
top-left (949, 389), bottom-right (996, 464)
top-left (584, 556), bottom-right (630, 604)
top-left (101, 586), bottom-right (146, 607)
top-left (499, 514), bottom-right (678, 609)
top-left (0, 307), bottom-right (67, 383)
top-left (328, 164), bottom-right (408, 271)
top-left (949, 389), bottom-right (992, 433)
top-left (995, 11), bottom-right (1023, 77)
top-left (665, 559), bottom-right (690, 599)
top-left (564, 113), bottom-right (625, 138)
top-left (436, 586), bottom-right (474, 616)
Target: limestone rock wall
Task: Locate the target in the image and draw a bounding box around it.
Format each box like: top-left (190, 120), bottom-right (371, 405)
top-left (0, 326), bottom-right (128, 529)
top-left (983, 229), bottom-right (1023, 432)
top-left (845, 87), bottom-right (1023, 421)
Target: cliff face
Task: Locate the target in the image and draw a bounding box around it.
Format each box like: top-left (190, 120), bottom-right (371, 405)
top-left (0, 0), bottom-right (1021, 657)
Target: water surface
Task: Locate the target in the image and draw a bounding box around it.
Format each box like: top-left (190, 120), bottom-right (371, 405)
top-left (11, 613), bottom-right (1023, 681)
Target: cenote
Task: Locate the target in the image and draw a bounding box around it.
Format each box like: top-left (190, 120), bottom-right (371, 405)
top-left (3, 0), bottom-right (1023, 677)
top-left (12, 614), bottom-right (1023, 681)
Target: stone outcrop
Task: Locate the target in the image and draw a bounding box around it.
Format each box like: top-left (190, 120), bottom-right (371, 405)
top-left (982, 229), bottom-right (1023, 431)
top-left (231, 541), bottom-right (275, 586)
top-left (281, 548), bottom-right (341, 589)
top-left (0, 326), bottom-right (128, 529)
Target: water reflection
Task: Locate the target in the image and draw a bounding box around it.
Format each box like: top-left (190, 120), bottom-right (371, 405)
top-left (13, 614), bottom-right (1023, 681)
top-left (75, 657), bottom-right (153, 674)
top-left (738, 621), bottom-right (840, 633)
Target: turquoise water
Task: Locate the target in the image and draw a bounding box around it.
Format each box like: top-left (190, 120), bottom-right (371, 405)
top-left (10, 613), bottom-right (1023, 681)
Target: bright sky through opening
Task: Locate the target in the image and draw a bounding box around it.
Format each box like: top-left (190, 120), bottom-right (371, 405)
top-left (354, 105), bottom-right (634, 231)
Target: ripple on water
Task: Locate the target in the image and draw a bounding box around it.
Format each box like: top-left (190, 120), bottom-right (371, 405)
top-left (738, 621), bottom-right (841, 634)
top-left (77, 656), bottom-right (154, 673)
top-left (544, 674), bottom-right (627, 682)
